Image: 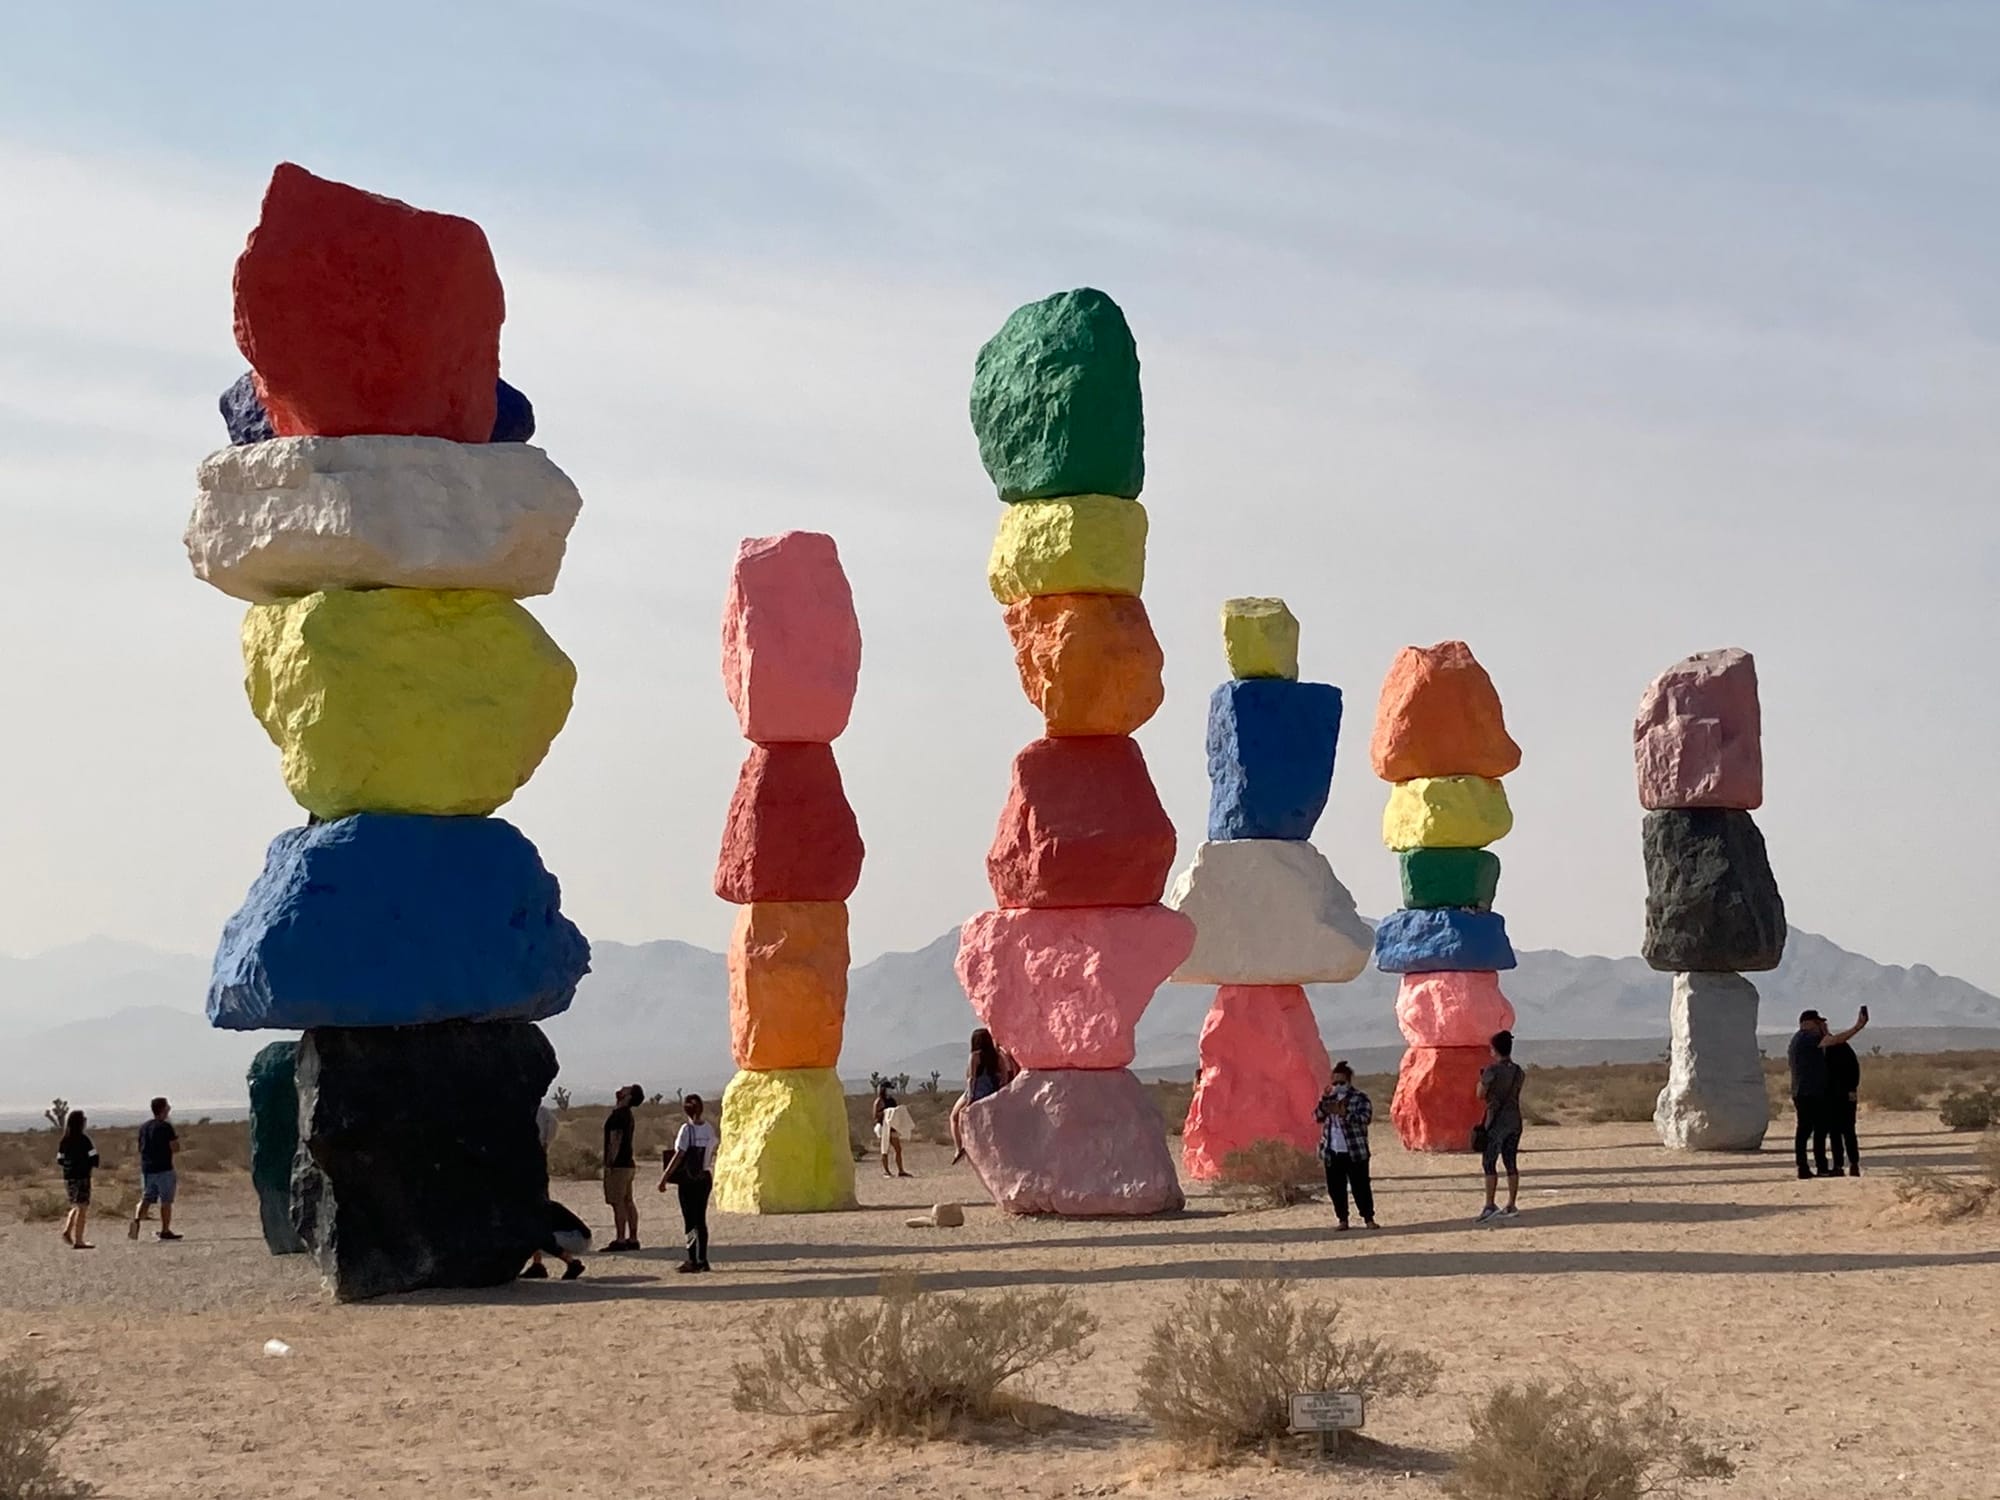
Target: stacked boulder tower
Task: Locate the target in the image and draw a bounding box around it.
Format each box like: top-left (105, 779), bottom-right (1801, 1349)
top-left (1369, 643), bottom-right (1521, 1152)
top-left (1636, 649), bottom-right (1784, 1150)
top-left (187, 164), bottom-right (590, 1298)
top-left (953, 288), bottom-right (1189, 1217)
top-left (1164, 598), bottom-right (1372, 1178)
top-left (711, 533), bottom-right (865, 1213)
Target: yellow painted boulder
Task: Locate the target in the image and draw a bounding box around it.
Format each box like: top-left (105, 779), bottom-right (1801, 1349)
top-left (713, 1068), bottom-right (857, 1214)
top-left (729, 902), bottom-right (849, 1071)
top-left (1221, 597), bottom-right (1299, 680)
top-left (1382, 775), bottom-right (1513, 851)
top-left (987, 495), bottom-right (1146, 604)
top-left (243, 588), bottom-right (575, 820)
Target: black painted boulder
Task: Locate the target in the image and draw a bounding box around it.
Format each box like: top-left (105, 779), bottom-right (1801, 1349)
top-left (246, 1040), bottom-right (307, 1254)
top-left (296, 1021), bottom-right (557, 1300)
top-left (1641, 809), bottom-right (1786, 972)
top-left (219, 371), bottom-right (535, 445)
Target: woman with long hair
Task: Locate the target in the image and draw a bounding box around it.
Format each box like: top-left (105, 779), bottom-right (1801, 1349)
top-left (948, 1027), bottom-right (1019, 1164)
top-left (56, 1110), bottom-right (98, 1250)
top-left (658, 1093), bottom-right (718, 1273)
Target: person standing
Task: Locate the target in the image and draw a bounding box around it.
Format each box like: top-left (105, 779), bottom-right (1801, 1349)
top-left (1825, 1034), bottom-right (1863, 1177)
top-left (601, 1085), bottom-right (640, 1250)
top-left (1789, 1007), bottom-right (1868, 1179)
top-left (873, 1081), bottom-right (913, 1178)
top-left (56, 1110), bottom-right (98, 1250)
top-left (658, 1093), bottom-right (718, 1274)
top-left (1475, 1031), bottom-right (1526, 1223)
top-left (1313, 1062), bottom-right (1376, 1231)
top-left (128, 1096), bottom-right (182, 1242)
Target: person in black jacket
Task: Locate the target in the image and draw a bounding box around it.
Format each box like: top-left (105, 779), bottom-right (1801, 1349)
top-left (1825, 1036), bottom-right (1864, 1177)
top-left (56, 1111), bottom-right (98, 1250)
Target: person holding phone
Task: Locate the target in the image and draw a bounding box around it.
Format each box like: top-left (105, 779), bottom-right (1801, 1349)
top-left (1788, 1006), bottom-right (1869, 1180)
top-left (658, 1094), bottom-right (718, 1274)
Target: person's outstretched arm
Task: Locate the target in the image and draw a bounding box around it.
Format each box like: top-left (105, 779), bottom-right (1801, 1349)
top-left (1821, 1007), bottom-right (1870, 1047)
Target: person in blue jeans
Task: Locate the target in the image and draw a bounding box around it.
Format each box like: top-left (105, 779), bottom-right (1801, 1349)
top-left (1314, 1061), bottom-right (1377, 1230)
top-left (129, 1096), bottom-right (182, 1242)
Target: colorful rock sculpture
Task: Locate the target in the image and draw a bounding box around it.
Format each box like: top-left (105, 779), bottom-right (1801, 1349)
top-left (712, 533), bottom-right (863, 1213)
top-left (1180, 986), bottom-right (1331, 1181)
top-left (246, 1040), bottom-right (306, 1255)
top-left (958, 288), bottom-right (1183, 1217)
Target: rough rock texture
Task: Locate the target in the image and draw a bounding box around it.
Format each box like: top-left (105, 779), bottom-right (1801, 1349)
top-left (233, 163), bottom-right (503, 443)
top-left (1390, 1045), bottom-right (1490, 1153)
top-left (987, 495), bottom-right (1147, 604)
top-left (954, 905), bottom-right (1195, 1069)
top-left (1204, 680), bottom-right (1344, 841)
top-left (1634, 648), bottom-right (1763, 811)
top-left (189, 436), bottom-right (583, 602)
top-left (720, 532), bottom-right (862, 745)
top-left (491, 378), bottom-right (535, 443)
top-left (960, 1068), bottom-right (1184, 1216)
top-left (221, 372), bottom-right (276, 445)
top-left (296, 1021), bottom-right (556, 1300)
top-left (1399, 847), bottom-right (1502, 910)
top-left (1370, 641), bottom-right (1520, 782)
top-left (713, 1068), bottom-right (858, 1214)
top-left (1165, 839), bottom-right (1372, 985)
top-left (242, 588), bottom-right (575, 820)
top-left (1381, 776), bottom-right (1513, 851)
top-left (1372, 908), bottom-right (1517, 974)
top-left (1656, 971), bottom-right (1770, 1150)
top-left (728, 902), bottom-right (850, 1071)
top-left (1181, 985), bottom-right (1331, 1180)
top-left (246, 1040), bottom-right (307, 1254)
top-left (970, 287), bottom-right (1144, 503)
top-left (986, 736), bottom-right (1176, 908)
top-left (1395, 972), bottom-right (1518, 1048)
top-left (713, 744), bottom-right (865, 903)
top-left (1221, 597), bottom-right (1299, 680)
top-left (1641, 809), bottom-right (1786, 972)
top-left (1003, 593), bottom-right (1164, 736)
top-left (208, 815), bottom-right (590, 1031)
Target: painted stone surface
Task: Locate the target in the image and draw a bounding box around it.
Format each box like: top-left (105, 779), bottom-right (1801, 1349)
top-left (955, 905), bottom-right (1194, 1070)
top-left (1221, 597), bottom-right (1299, 681)
top-left (1003, 593), bottom-right (1164, 736)
top-left (247, 1040), bottom-right (307, 1254)
top-left (1389, 1044), bottom-right (1490, 1153)
top-left (728, 902), bottom-right (850, 1072)
top-left (987, 495), bottom-right (1147, 604)
top-left (960, 1068), bottom-right (1185, 1216)
top-left (208, 815), bottom-right (589, 1030)
top-left (1395, 971), bottom-right (1518, 1048)
top-left (1381, 776), bottom-right (1513, 851)
top-left (222, 371), bottom-right (535, 445)
top-left (713, 1068), bottom-right (858, 1214)
top-left (1204, 679), bottom-right (1343, 841)
top-left (720, 531), bottom-right (862, 745)
top-left (189, 435), bottom-right (582, 602)
top-left (490, 378), bottom-right (536, 443)
top-left (1165, 838), bottom-right (1371, 986)
top-left (1399, 847), bottom-right (1502, 911)
top-left (713, 744), bottom-right (865, 903)
top-left (1641, 809), bottom-right (1785, 973)
top-left (1181, 985), bottom-right (1331, 1181)
top-left (233, 163), bottom-right (503, 443)
top-left (1370, 640), bottom-right (1520, 783)
top-left (1373, 908), bottom-right (1517, 973)
top-left (1635, 648), bottom-right (1763, 811)
top-left (985, 736), bottom-right (1176, 908)
top-left (970, 287), bottom-right (1144, 503)
top-left (1656, 971), bottom-right (1770, 1150)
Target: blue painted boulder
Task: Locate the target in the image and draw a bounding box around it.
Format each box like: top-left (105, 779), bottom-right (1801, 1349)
top-left (219, 372), bottom-right (534, 444)
top-left (208, 814), bottom-right (590, 1030)
top-left (490, 377), bottom-right (536, 442)
top-left (1205, 680), bottom-right (1343, 841)
top-left (1372, 907), bottom-right (1517, 973)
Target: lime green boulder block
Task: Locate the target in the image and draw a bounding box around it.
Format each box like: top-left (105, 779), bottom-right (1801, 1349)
top-left (1382, 776), bottom-right (1513, 851)
top-left (970, 287), bottom-right (1144, 502)
top-left (713, 1067), bottom-right (858, 1214)
top-left (1399, 847), bottom-right (1502, 910)
top-left (987, 496), bottom-right (1147, 604)
top-left (243, 588), bottom-right (576, 820)
top-left (1221, 597), bottom-right (1299, 680)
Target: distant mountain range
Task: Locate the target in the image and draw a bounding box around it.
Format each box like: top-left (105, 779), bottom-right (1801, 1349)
top-left (2, 927), bottom-right (1996, 1113)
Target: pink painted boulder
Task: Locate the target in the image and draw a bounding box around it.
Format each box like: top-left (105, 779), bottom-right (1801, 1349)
top-left (1395, 971), bottom-right (1518, 1048)
top-left (1634, 648), bottom-right (1762, 810)
top-left (721, 532), bottom-right (862, 744)
top-left (960, 1069), bottom-right (1185, 1216)
top-left (956, 905), bottom-right (1194, 1069)
top-left (1181, 985), bottom-right (1331, 1182)
top-left (1389, 1045), bottom-right (1489, 1152)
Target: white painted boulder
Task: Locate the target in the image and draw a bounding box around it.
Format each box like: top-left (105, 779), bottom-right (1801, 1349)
top-left (1165, 839), bottom-right (1372, 985)
top-left (1655, 971), bottom-right (1770, 1151)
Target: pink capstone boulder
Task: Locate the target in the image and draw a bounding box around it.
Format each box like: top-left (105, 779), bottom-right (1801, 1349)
top-left (1633, 648), bottom-right (1762, 810)
top-left (720, 532), bottom-right (862, 745)
top-left (1394, 971), bottom-right (1518, 1048)
top-left (960, 1069), bottom-right (1185, 1216)
top-left (1181, 984), bottom-right (1331, 1181)
top-left (956, 905), bottom-right (1194, 1070)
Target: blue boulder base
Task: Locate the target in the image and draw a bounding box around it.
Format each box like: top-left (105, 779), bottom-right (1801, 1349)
top-left (219, 373), bottom-right (535, 444)
top-left (208, 814), bottom-right (591, 1030)
top-left (1372, 907), bottom-right (1518, 974)
top-left (1205, 679), bottom-right (1343, 841)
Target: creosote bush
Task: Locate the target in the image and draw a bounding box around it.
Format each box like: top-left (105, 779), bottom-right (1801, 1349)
top-left (0, 1357), bottom-right (96, 1500)
top-left (1217, 1140), bottom-right (1323, 1209)
top-left (17, 1191), bottom-right (67, 1224)
top-left (1895, 1131), bottom-right (2000, 1222)
top-left (1938, 1085), bottom-right (1999, 1132)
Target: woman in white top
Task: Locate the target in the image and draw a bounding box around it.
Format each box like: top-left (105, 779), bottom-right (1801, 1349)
top-left (658, 1093), bottom-right (719, 1274)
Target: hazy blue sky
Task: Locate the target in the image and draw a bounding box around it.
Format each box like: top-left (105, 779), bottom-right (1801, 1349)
top-left (1, 3), bottom-right (1996, 999)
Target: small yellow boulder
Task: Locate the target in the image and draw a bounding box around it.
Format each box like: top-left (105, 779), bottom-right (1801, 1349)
top-left (713, 1067), bottom-right (858, 1214)
top-left (1221, 597), bottom-right (1299, 680)
top-left (987, 495), bottom-right (1147, 604)
top-left (1382, 776), bottom-right (1513, 851)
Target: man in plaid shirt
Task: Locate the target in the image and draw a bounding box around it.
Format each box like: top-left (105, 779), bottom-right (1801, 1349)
top-left (1314, 1061), bottom-right (1377, 1230)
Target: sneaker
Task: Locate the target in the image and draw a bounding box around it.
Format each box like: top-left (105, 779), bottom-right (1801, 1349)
top-left (1476, 1205), bottom-right (1500, 1223)
top-left (519, 1263), bottom-right (549, 1280)
top-left (1334, 1221), bottom-right (1350, 1232)
top-left (1848, 1165), bottom-right (1862, 1178)
top-left (1362, 1220), bottom-right (1379, 1230)
top-left (157, 1231), bottom-right (182, 1242)
top-left (603, 1239), bottom-right (631, 1252)
top-left (561, 1260), bottom-right (585, 1281)
top-left (674, 1260), bottom-right (700, 1274)
top-left (1796, 1168), bottom-right (1814, 1180)
top-left (1499, 1205), bottom-right (1520, 1218)
top-left (696, 1262), bottom-right (712, 1272)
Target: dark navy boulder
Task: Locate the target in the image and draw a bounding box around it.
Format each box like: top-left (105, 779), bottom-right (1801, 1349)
top-left (246, 1041), bottom-right (307, 1254)
top-left (1205, 680), bottom-right (1343, 841)
top-left (1373, 907), bottom-right (1517, 973)
top-left (208, 814), bottom-right (590, 1030)
top-left (490, 377), bottom-right (536, 442)
top-left (219, 372), bottom-right (534, 444)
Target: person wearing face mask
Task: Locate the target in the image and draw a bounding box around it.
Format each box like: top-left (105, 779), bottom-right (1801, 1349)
top-left (1313, 1061), bottom-right (1377, 1231)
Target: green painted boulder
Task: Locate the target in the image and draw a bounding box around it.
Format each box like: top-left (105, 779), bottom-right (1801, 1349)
top-left (247, 1040), bottom-right (308, 1254)
top-left (970, 288), bottom-right (1144, 502)
top-left (1398, 847), bottom-right (1501, 910)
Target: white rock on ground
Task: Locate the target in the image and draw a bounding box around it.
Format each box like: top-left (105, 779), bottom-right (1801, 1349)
top-left (1655, 970), bottom-right (1771, 1151)
top-left (1165, 838), bottom-right (1372, 985)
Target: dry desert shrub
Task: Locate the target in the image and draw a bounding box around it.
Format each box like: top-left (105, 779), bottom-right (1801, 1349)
top-left (17, 1190), bottom-right (67, 1224)
top-left (1895, 1130), bottom-right (2000, 1222)
top-left (1938, 1085), bottom-right (2000, 1132)
top-left (0, 1357), bottom-right (96, 1500)
top-left (1217, 1140), bottom-right (1323, 1209)
top-left (1137, 1277), bottom-right (1439, 1454)
top-left (731, 1276), bottom-right (1096, 1443)
top-left (1585, 1076), bottom-right (1665, 1125)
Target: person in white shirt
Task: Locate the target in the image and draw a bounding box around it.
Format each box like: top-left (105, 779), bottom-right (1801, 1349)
top-left (658, 1093), bottom-right (719, 1274)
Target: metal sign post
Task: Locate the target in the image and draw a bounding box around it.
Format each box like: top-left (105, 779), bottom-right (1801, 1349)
top-left (1288, 1391), bottom-right (1366, 1457)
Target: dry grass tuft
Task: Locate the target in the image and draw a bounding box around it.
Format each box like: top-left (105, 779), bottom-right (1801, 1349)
top-left (1895, 1131), bottom-right (2000, 1222)
top-left (0, 1356), bottom-right (96, 1499)
top-left (17, 1191), bottom-right (67, 1224)
top-left (1216, 1140), bottom-right (1323, 1209)
top-left (1585, 1077), bottom-right (1664, 1125)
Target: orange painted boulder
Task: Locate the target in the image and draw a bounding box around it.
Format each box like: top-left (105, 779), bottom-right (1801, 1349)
top-left (986, 736), bottom-right (1176, 908)
top-left (1181, 985), bottom-right (1330, 1181)
top-left (1389, 1044), bottom-right (1490, 1152)
top-left (714, 744), bottom-right (864, 903)
top-left (1370, 641), bottom-right (1520, 782)
top-left (728, 902), bottom-right (850, 1070)
top-left (1003, 593), bottom-right (1164, 736)
top-left (721, 532), bottom-right (862, 745)
top-left (1394, 971), bottom-right (1517, 1048)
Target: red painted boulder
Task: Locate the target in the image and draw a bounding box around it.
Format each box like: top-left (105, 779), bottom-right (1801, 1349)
top-left (721, 532), bottom-right (862, 745)
top-left (713, 744), bottom-right (864, 902)
top-left (1633, 648), bottom-right (1762, 810)
top-left (986, 736), bottom-right (1176, 908)
top-left (1370, 641), bottom-right (1520, 782)
top-left (955, 905), bottom-right (1194, 1069)
top-left (1394, 972), bottom-right (1518, 1048)
top-left (233, 163), bottom-right (503, 443)
top-left (960, 1068), bottom-right (1185, 1216)
top-left (1389, 1045), bottom-right (1489, 1152)
top-left (1181, 985), bottom-right (1331, 1181)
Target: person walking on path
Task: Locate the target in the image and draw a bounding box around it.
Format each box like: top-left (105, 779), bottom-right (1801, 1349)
top-left (56, 1110), bottom-right (98, 1250)
top-left (601, 1084), bottom-right (640, 1250)
top-left (1826, 1033), bottom-right (1864, 1177)
top-left (1313, 1061), bottom-right (1376, 1231)
top-left (1790, 1007), bottom-right (1868, 1179)
top-left (658, 1093), bottom-right (718, 1274)
top-left (873, 1081), bottom-right (914, 1178)
top-left (128, 1097), bottom-right (182, 1241)
top-left (1475, 1032), bottom-right (1526, 1223)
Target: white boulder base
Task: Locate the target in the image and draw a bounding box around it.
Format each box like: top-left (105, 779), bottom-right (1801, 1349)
top-left (1655, 971), bottom-right (1770, 1151)
top-left (1165, 838), bottom-right (1372, 985)
top-left (187, 435), bottom-right (583, 602)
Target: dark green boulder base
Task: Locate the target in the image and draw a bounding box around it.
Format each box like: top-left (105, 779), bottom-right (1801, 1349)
top-left (1641, 809), bottom-right (1786, 973)
top-left (970, 288), bottom-right (1144, 502)
top-left (246, 1040), bottom-right (307, 1255)
top-left (1399, 847), bottom-right (1501, 910)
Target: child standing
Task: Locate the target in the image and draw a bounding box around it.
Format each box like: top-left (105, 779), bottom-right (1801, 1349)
top-left (56, 1110), bottom-right (98, 1250)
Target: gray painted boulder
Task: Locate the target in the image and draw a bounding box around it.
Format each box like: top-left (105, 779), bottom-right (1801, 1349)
top-left (1641, 809), bottom-right (1785, 972)
top-left (1655, 971), bottom-right (1770, 1150)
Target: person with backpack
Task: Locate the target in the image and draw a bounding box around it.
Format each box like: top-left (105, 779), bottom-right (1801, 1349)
top-left (1475, 1030), bottom-right (1526, 1223)
top-left (657, 1093), bottom-right (718, 1274)
top-left (56, 1110), bottom-right (98, 1250)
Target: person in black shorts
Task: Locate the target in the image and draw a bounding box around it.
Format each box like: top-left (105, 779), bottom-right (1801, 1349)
top-left (1476, 1031), bottom-right (1526, 1223)
top-left (56, 1111), bottom-right (98, 1250)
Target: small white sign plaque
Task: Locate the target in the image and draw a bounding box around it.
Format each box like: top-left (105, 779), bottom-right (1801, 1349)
top-left (1288, 1391), bottom-right (1366, 1432)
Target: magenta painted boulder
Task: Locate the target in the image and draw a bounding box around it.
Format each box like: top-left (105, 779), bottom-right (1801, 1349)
top-left (1182, 985), bottom-right (1331, 1181)
top-left (1634, 648), bottom-right (1762, 810)
top-left (960, 1069), bottom-right (1185, 1216)
top-left (956, 905), bottom-right (1194, 1069)
top-left (1394, 971), bottom-right (1518, 1048)
top-left (721, 532), bottom-right (862, 745)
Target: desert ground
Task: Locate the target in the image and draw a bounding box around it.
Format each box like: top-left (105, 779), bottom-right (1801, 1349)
top-left (3, 1113), bottom-right (1997, 1500)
